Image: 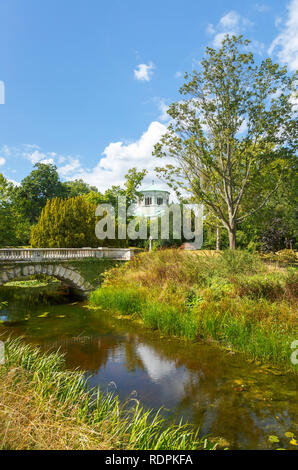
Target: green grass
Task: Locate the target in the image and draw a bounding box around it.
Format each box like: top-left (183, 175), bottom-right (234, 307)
top-left (142, 302), bottom-right (198, 340)
top-left (90, 286), bottom-right (145, 315)
top-left (196, 301), bottom-right (296, 369)
top-left (90, 288), bottom-right (198, 340)
top-left (0, 337), bottom-right (215, 450)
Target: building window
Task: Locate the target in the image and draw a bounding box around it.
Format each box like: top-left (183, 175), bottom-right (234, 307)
top-left (157, 197), bottom-right (163, 205)
top-left (145, 197), bottom-right (152, 206)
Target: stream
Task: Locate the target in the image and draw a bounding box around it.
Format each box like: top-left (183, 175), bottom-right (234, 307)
top-left (0, 282), bottom-right (297, 450)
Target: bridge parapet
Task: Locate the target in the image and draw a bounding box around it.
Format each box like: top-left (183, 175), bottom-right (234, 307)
top-left (0, 247), bottom-right (135, 262)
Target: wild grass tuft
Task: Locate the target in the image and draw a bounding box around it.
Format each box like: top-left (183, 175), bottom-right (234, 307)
top-left (90, 287), bottom-right (145, 315)
top-left (142, 302), bottom-right (198, 340)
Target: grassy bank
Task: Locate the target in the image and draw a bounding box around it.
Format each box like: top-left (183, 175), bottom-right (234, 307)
top-left (0, 337), bottom-right (215, 450)
top-left (90, 249), bottom-right (298, 373)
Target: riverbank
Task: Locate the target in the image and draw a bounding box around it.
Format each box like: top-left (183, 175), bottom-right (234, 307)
top-left (90, 249), bottom-right (298, 374)
top-left (0, 337), bottom-right (215, 450)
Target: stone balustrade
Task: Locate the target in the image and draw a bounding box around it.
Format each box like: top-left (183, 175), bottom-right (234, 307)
top-left (0, 247), bottom-right (135, 262)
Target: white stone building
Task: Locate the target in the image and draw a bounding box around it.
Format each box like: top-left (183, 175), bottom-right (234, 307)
top-left (132, 182), bottom-right (170, 218)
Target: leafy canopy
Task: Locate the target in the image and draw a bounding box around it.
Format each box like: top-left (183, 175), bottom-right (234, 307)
top-left (154, 35), bottom-right (297, 248)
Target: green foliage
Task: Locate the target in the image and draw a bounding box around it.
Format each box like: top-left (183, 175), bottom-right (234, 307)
top-left (239, 169), bottom-right (298, 252)
top-left (0, 173), bottom-right (17, 247)
top-left (216, 249), bottom-right (264, 276)
top-left (85, 167), bottom-right (147, 211)
top-left (84, 167), bottom-right (147, 247)
top-left (260, 218), bottom-right (295, 253)
top-left (30, 196), bottom-right (98, 248)
top-left (124, 167), bottom-right (148, 205)
top-left (261, 249), bottom-right (297, 265)
top-left (62, 179), bottom-right (98, 198)
top-left (232, 271), bottom-right (298, 301)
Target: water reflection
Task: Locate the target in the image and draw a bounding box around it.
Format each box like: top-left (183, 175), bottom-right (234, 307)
top-left (0, 284), bottom-right (297, 450)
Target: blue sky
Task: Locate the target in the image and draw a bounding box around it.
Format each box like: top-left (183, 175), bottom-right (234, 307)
top-left (0, 0), bottom-right (297, 190)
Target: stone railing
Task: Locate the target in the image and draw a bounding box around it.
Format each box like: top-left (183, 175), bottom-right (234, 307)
top-left (0, 247), bottom-right (135, 262)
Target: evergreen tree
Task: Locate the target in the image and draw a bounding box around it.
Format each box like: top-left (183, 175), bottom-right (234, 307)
top-left (30, 196), bottom-right (99, 248)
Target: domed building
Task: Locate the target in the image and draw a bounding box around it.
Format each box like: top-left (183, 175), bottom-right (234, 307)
top-left (133, 182), bottom-right (170, 218)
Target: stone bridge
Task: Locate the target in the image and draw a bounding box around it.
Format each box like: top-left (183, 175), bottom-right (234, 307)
top-left (0, 247), bottom-right (136, 296)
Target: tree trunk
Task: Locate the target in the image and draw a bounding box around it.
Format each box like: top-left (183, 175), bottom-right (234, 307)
top-left (228, 225), bottom-right (236, 250)
top-left (216, 226), bottom-right (220, 251)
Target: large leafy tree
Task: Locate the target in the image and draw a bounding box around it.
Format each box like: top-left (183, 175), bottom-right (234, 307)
top-left (63, 179), bottom-right (98, 198)
top-left (85, 167), bottom-right (147, 212)
top-left (0, 174), bottom-right (17, 247)
top-left (154, 35), bottom-right (297, 249)
top-left (15, 163), bottom-right (67, 224)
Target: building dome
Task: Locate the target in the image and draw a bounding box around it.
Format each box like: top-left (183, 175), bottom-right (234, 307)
top-left (139, 183), bottom-right (170, 193)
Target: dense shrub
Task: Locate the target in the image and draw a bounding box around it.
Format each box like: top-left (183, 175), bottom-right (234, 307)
top-left (259, 218), bottom-right (295, 253)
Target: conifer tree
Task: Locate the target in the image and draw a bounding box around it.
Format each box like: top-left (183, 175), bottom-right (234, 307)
top-left (30, 196), bottom-right (99, 248)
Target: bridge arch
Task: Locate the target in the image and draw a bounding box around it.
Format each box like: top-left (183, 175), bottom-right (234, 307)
top-left (0, 263), bottom-right (92, 296)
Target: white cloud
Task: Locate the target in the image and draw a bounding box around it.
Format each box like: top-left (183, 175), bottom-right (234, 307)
top-left (23, 149), bottom-right (54, 165)
top-left (20, 146), bottom-right (75, 168)
top-left (289, 90), bottom-right (298, 111)
top-left (1, 145), bottom-right (12, 157)
top-left (254, 3), bottom-right (270, 13)
top-left (72, 121), bottom-right (168, 190)
top-left (134, 62), bottom-right (154, 81)
top-left (1, 144), bottom-right (81, 179)
top-left (207, 10), bottom-right (256, 49)
top-left (0, 157), bottom-right (5, 166)
top-left (8, 178), bottom-right (20, 187)
top-left (213, 32), bottom-right (235, 48)
top-left (206, 23), bottom-right (216, 35)
top-left (219, 11), bottom-right (241, 29)
top-left (274, 16), bottom-right (283, 27)
top-left (58, 158), bottom-right (81, 177)
top-left (269, 0), bottom-right (298, 71)
top-left (1, 121), bottom-right (169, 192)
top-left (154, 98), bottom-right (170, 122)
top-left (250, 39), bottom-right (265, 55)
top-left (174, 71), bottom-right (183, 79)
top-left (236, 119), bottom-right (248, 137)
